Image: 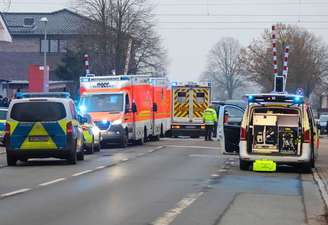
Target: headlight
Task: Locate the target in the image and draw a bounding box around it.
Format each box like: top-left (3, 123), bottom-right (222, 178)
top-left (79, 105), bottom-right (87, 113)
top-left (112, 119), bottom-right (123, 125)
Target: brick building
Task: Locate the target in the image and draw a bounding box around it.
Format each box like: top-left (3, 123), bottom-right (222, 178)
top-left (0, 9), bottom-right (89, 97)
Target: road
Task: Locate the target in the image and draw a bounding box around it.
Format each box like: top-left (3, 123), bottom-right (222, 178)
top-left (0, 138), bottom-right (326, 225)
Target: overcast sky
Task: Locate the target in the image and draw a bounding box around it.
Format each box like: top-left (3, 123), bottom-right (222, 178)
top-left (3, 0), bottom-right (327, 82)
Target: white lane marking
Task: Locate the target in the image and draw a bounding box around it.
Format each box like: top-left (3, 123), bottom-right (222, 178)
top-left (39, 178), bottom-right (66, 187)
top-left (72, 170), bottom-right (93, 177)
top-left (120, 158), bottom-right (129, 162)
top-left (137, 153), bottom-right (145, 157)
top-left (95, 166), bottom-right (106, 170)
top-left (211, 174), bottom-right (220, 177)
top-left (218, 169), bottom-right (227, 172)
top-left (313, 170), bottom-right (328, 207)
top-left (1, 188), bottom-right (31, 197)
top-left (162, 145), bottom-right (218, 150)
top-left (151, 192), bottom-right (204, 225)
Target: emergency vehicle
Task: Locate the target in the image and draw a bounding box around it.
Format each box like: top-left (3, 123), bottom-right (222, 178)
top-left (79, 75), bottom-right (171, 147)
top-left (0, 108), bottom-right (7, 145)
top-left (5, 96), bottom-right (85, 165)
top-left (170, 82), bottom-right (211, 137)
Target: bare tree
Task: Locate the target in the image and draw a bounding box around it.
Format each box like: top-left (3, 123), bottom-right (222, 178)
top-left (241, 24), bottom-right (328, 97)
top-left (72, 0), bottom-right (168, 76)
top-left (202, 37), bottom-right (245, 100)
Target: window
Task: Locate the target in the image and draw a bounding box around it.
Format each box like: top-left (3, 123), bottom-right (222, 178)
top-left (0, 110), bottom-right (7, 120)
top-left (11, 102), bottom-right (66, 122)
top-left (24, 18), bottom-right (34, 27)
top-left (41, 39), bottom-right (49, 53)
top-left (177, 92), bottom-right (187, 103)
top-left (59, 40), bottom-right (67, 53)
top-left (80, 94), bottom-right (124, 113)
top-left (125, 94), bottom-right (130, 110)
top-left (224, 106), bottom-right (244, 124)
top-left (196, 92), bottom-right (205, 104)
top-left (69, 102), bottom-right (77, 120)
top-left (50, 40), bottom-right (59, 53)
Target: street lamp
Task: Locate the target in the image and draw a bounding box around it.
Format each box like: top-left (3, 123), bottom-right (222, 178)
top-left (40, 17), bottom-right (48, 91)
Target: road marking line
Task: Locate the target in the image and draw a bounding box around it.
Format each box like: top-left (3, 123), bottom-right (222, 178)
top-left (137, 153), bottom-right (145, 157)
top-left (211, 174), bottom-right (220, 177)
top-left (39, 178), bottom-right (66, 186)
top-left (95, 166), bottom-right (106, 170)
top-left (120, 158), bottom-right (129, 162)
top-left (1, 188), bottom-right (31, 197)
top-left (72, 170), bottom-right (93, 177)
top-left (151, 192), bottom-right (204, 225)
top-left (313, 170), bottom-right (328, 207)
top-left (162, 145), bottom-right (218, 150)
top-left (218, 169), bottom-right (227, 172)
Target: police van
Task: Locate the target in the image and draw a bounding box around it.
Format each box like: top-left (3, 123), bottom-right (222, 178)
top-left (5, 95), bottom-right (85, 165)
top-left (218, 93), bottom-right (319, 172)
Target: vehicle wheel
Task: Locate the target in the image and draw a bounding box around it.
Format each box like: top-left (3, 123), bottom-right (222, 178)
top-left (135, 137), bottom-right (144, 145)
top-left (7, 154), bottom-right (17, 166)
top-left (77, 148), bottom-right (85, 161)
top-left (311, 151), bottom-right (315, 168)
top-left (120, 133), bottom-right (128, 148)
top-left (85, 140), bottom-right (95, 154)
top-left (67, 149), bottom-right (77, 165)
top-left (239, 159), bottom-right (250, 171)
top-left (94, 143), bottom-right (101, 152)
top-left (300, 162), bottom-right (312, 173)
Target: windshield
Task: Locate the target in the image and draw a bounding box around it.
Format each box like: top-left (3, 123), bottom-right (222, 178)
top-left (0, 110), bottom-right (7, 120)
top-left (320, 115), bottom-right (328, 122)
top-left (80, 94), bottom-right (124, 113)
top-left (11, 102), bottom-right (66, 122)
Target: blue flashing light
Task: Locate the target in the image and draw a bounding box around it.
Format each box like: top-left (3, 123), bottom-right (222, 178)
top-left (79, 105), bottom-right (87, 113)
top-left (101, 119), bottom-right (109, 124)
top-left (294, 96), bottom-right (302, 104)
top-left (171, 82), bottom-right (178, 86)
top-left (247, 95), bottom-right (254, 102)
top-left (121, 76), bottom-right (130, 81)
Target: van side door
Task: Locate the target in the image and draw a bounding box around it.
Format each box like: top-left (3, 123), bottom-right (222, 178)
top-left (218, 105), bottom-right (244, 153)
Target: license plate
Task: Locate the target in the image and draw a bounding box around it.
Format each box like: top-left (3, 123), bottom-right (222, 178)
top-left (253, 160), bottom-right (277, 172)
top-left (29, 136), bottom-right (49, 142)
top-left (185, 126), bottom-right (196, 129)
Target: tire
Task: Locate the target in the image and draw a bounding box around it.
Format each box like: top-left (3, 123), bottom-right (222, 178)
top-left (85, 139), bottom-right (95, 154)
top-left (7, 154), bottom-right (17, 166)
top-left (67, 149), bottom-right (77, 165)
top-left (239, 159), bottom-right (250, 171)
top-left (135, 137), bottom-right (144, 145)
top-left (300, 162), bottom-right (312, 173)
top-left (119, 133), bottom-right (128, 148)
top-left (94, 143), bottom-right (101, 152)
top-left (77, 148), bottom-right (84, 161)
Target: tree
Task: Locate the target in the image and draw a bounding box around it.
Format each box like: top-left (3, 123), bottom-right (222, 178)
top-left (241, 24), bottom-right (328, 97)
top-left (202, 37), bottom-right (245, 100)
top-left (54, 49), bottom-right (85, 97)
top-left (73, 0), bottom-right (168, 76)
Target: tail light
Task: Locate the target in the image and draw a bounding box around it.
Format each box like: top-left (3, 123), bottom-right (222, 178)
top-left (66, 121), bottom-right (73, 135)
top-left (303, 129), bottom-right (311, 143)
top-left (4, 123), bottom-right (10, 138)
top-left (240, 127), bottom-right (247, 141)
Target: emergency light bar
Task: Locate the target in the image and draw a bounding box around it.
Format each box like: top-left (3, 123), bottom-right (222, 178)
top-left (246, 93), bottom-right (304, 104)
top-left (21, 92), bottom-right (71, 99)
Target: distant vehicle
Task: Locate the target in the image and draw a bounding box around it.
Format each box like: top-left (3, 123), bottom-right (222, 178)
top-left (170, 82), bottom-right (211, 138)
top-left (218, 93), bottom-right (319, 172)
top-left (79, 75), bottom-right (171, 147)
top-left (0, 108), bottom-right (7, 145)
top-left (319, 114), bottom-right (328, 134)
top-left (81, 114), bottom-right (101, 154)
top-left (5, 97), bottom-right (85, 166)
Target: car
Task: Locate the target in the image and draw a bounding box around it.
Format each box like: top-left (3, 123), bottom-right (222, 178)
top-left (5, 96), bottom-right (85, 166)
top-left (218, 93), bottom-right (319, 172)
top-left (82, 114), bottom-right (101, 154)
top-left (0, 108), bottom-right (7, 145)
top-left (319, 114), bottom-right (328, 134)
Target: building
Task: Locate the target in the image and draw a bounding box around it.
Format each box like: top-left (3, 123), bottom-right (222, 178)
top-left (0, 9), bottom-right (89, 97)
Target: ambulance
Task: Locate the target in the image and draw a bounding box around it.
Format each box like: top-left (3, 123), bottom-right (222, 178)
top-left (170, 82), bottom-right (211, 137)
top-left (79, 75), bottom-right (171, 147)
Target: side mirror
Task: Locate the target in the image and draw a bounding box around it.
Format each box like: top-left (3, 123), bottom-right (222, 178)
top-left (153, 103), bottom-right (158, 112)
top-left (125, 104), bottom-right (130, 113)
top-left (132, 103), bottom-right (137, 113)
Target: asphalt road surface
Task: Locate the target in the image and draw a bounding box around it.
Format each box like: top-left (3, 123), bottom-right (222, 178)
top-left (0, 138), bottom-right (325, 225)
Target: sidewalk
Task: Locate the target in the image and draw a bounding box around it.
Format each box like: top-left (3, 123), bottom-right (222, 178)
top-left (314, 137), bottom-right (328, 208)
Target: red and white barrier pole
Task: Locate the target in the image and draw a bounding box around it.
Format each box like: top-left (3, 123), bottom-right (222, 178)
top-left (272, 25), bottom-right (278, 77)
top-left (84, 54), bottom-right (90, 75)
top-left (282, 46), bottom-right (289, 78)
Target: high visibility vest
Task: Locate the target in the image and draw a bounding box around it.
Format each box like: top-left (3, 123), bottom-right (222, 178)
top-left (202, 108), bottom-right (217, 125)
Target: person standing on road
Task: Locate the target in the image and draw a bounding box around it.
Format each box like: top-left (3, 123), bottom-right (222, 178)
top-left (202, 105), bottom-right (218, 141)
